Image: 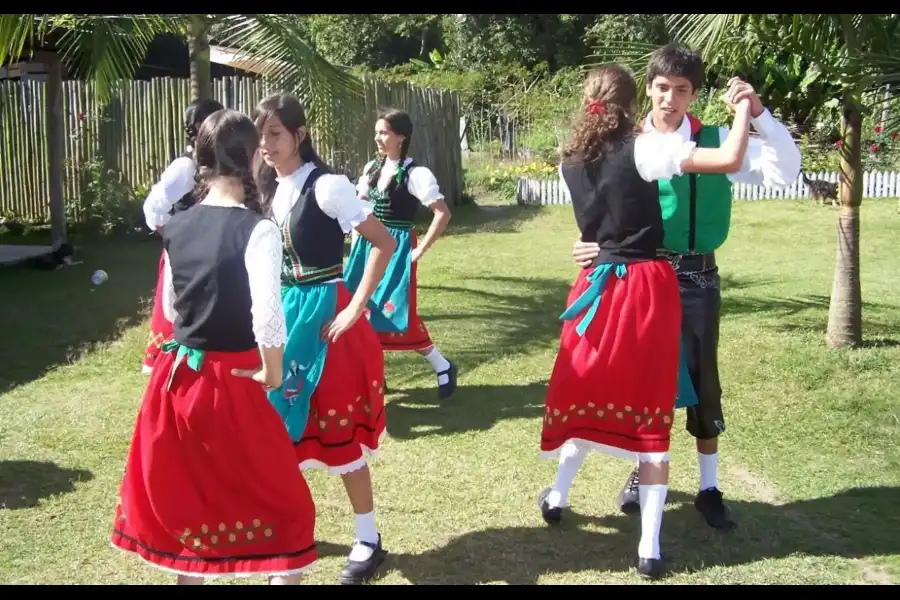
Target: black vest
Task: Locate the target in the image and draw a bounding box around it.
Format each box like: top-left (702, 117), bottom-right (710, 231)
top-left (281, 168), bottom-right (346, 286)
top-left (560, 138), bottom-right (665, 264)
top-left (365, 160), bottom-right (420, 226)
top-left (168, 153), bottom-right (198, 216)
top-left (163, 205), bottom-right (263, 352)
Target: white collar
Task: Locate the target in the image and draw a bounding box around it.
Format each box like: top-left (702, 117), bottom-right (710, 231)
top-left (276, 161), bottom-right (316, 189)
top-left (382, 156), bottom-right (413, 169)
top-left (643, 113), bottom-right (692, 141)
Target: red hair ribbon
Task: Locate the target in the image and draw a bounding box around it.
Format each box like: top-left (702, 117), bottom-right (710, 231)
top-left (587, 100), bottom-right (606, 115)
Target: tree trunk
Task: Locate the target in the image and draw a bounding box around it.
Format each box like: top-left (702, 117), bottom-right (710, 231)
top-left (188, 15), bottom-right (211, 103)
top-left (44, 53), bottom-right (66, 246)
top-left (825, 96), bottom-right (863, 349)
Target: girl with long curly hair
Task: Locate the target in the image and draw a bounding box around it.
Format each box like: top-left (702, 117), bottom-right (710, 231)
top-left (536, 64), bottom-right (753, 579)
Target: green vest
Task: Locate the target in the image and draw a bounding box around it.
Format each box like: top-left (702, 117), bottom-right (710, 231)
top-left (657, 125), bottom-right (733, 254)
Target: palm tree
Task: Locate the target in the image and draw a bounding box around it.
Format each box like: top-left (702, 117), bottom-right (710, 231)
top-left (0, 14), bottom-right (362, 244)
top-left (601, 14), bottom-right (899, 349)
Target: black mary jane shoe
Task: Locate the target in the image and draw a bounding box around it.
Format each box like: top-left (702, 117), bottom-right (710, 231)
top-left (635, 554), bottom-right (666, 580)
top-left (339, 535), bottom-right (387, 585)
top-left (437, 362), bottom-right (458, 400)
top-left (537, 487), bottom-right (563, 526)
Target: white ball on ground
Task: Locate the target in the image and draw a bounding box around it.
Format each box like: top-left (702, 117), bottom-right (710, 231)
top-left (91, 269), bottom-right (108, 286)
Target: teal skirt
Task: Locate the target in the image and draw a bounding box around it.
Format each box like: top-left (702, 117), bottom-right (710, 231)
top-left (266, 282), bottom-right (337, 443)
top-left (344, 224), bottom-right (412, 334)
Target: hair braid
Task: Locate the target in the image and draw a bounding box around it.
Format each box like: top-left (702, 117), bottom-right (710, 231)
top-left (366, 154), bottom-right (385, 192)
top-left (241, 169), bottom-right (262, 215)
top-left (385, 139), bottom-right (411, 196)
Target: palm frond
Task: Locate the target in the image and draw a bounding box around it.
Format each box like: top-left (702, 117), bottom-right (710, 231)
top-left (0, 14), bottom-right (39, 65)
top-left (586, 40), bottom-right (660, 82)
top-left (49, 15), bottom-right (172, 103)
top-left (213, 14), bottom-right (362, 132)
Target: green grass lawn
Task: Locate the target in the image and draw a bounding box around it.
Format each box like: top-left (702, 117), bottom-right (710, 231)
top-left (1, 197), bottom-right (898, 585)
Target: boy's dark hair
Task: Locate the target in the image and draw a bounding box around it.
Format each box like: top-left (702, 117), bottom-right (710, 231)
top-left (645, 43), bottom-right (705, 91)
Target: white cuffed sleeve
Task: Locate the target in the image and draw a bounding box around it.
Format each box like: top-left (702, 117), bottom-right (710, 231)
top-left (406, 166), bottom-right (444, 207)
top-left (143, 156), bottom-right (196, 231)
top-left (634, 131), bottom-right (698, 182)
top-left (315, 174), bottom-right (374, 234)
top-left (243, 218), bottom-right (287, 348)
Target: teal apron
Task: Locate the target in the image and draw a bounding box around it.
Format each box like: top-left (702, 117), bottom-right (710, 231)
top-left (559, 263), bottom-right (698, 409)
top-left (344, 222), bottom-right (413, 334)
top-left (265, 283), bottom-right (337, 443)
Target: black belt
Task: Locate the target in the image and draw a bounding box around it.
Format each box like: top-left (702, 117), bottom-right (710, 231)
top-left (657, 250), bottom-right (717, 272)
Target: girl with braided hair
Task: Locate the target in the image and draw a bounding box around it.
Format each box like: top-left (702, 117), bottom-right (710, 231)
top-left (535, 64), bottom-right (753, 579)
top-left (253, 93), bottom-right (394, 585)
top-left (112, 108), bottom-right (318, 585)
top-left (140, 98), bottom-right (224, 375)
top-left (345, 108), bottom-right (457, 399)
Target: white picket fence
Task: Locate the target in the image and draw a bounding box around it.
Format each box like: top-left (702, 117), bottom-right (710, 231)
top-left (516, 170), bottom-right (900, 206)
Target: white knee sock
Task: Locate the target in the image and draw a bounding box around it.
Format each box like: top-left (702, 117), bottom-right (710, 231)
top-left (349, 511), bottom-right (378, 562)
top-left (698, 452), bottom-right (718, 491)
top-left (424, 347), bottom-right (451, 384)
top-left (548, 442), bottom-right (587, 508)
top-left (637, 484), bottom-right (667, 560)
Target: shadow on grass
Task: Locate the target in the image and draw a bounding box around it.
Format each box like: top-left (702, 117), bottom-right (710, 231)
top-left (0, 234), bottom-right (162, 393)
top-left (416, 201), bottom-right (546, 238)
top-left (387, 382), bottom-right (546, 441)
top-left (719, 280), bottom-right (900, 344)
top-left (387, 275), bottom-right (570, 387)
top-left (0, 460), bottom-right (94, 510)
top-left (384, 486), bottom-right (900, 584)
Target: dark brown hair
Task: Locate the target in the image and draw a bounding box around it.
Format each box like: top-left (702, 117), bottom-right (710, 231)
top-left (646, 43), bottom-right (705, 92)
top-left (563, 64), bottom-right (641, 165)
top-left (183, 98), bottom-right (225, 153)
top-left (192, 108), bottom-right (262, 214)
top-left (364, 108), bottom-right (414, 196)
top-left (252, 93), bottom-right (330, 215)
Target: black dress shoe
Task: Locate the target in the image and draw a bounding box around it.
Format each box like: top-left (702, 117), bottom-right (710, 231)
top-left (437, 362), bottom-right (458, 400)
top-left (339, 535), bottom-right (387, 585)
top-left (617, 468), bottom-right (641, 515)
top-left (537, 487), bottom-right (562, 525)
top-left (635, 554), bottom-right (666, 579)
top-left (695, 487), bottom-right (737, 531)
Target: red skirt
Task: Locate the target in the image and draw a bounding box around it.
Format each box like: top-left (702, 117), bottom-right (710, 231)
top-left (112, 347), bottom-right (317, 578)
top-left (295, 282), bottom-right (387, 474)
top-left (142, 250), bottom-right (174, 374)
top-left (540, 259), bottom-right (681, 458)
top-left (379, 230), bottom-right (434, 352)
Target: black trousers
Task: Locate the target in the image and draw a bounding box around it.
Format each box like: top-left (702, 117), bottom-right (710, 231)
top-left (665, 252), bottom-right (725, 440)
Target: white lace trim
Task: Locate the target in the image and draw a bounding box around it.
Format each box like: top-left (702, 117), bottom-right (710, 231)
top-left (297, 431), bottom-right (385, 476)
top-left (162, 250), bottom-right (176, 325)
top-left (245, 219), bottom-right (287, 348)
top-left (109, 540), bottom-right (316, 580)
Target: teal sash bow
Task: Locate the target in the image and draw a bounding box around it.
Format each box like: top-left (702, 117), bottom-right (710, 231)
top-left (160, 340), bottom-right (206, 391)
top-left (559, 263), bottom-right (627, 335)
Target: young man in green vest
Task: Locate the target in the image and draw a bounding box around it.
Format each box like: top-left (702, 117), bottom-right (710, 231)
top-left (570, 43), bottom-right (801, 531)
